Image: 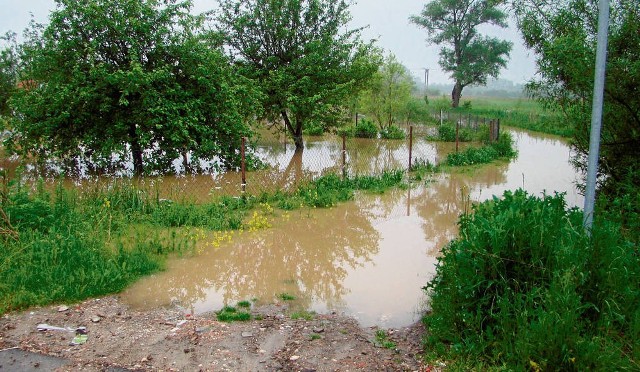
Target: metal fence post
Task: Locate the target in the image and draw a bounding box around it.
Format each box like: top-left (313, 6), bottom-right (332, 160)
top-left (409, 126), bottom-right (414, 171)
top-left (342, 133), bottom-right (347, 179)
top-left (456, 121), bottom-right (460, 153)
top-left (241, 137), bottom-right (246, 192)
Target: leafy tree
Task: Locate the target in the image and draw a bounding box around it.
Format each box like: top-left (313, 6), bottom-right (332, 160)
top-left (513, 0), bottom-right (640, 196)
top-left (6, 0), bottom-right (259, 175)
top-left (360, 54), bottom-right (415, 130)
top-left (410, 0), bottom-right (512, 107)
top-left (0, 32), bottom-right (19, 119)
top-left (216, 0), bottom-right (379, 150)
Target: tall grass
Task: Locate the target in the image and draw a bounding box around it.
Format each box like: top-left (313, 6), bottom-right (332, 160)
top-left (423, 190), bottom-right (640, 370)
top-left (428, 97), bottom-right (572, 137)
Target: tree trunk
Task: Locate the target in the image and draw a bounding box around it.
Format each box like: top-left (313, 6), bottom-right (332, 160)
top-left (128, 123), bottom-right (144, 175)
top-left (451, 82), bottom-right (463, 108)
top-left (281, 110), bottom-right (304, 151)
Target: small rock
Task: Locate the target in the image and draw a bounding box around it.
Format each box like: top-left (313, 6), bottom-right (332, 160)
top-left (241, 332), bottom-right (253, 338)
top-left (289, 355), bottom-right (300, 361)
top-left (312, 327), bottom-right (324, 333)
top-left (184, 348), bottom-right (191, 354)
top-left (57, 305), bottom-right (69, 312)
top-left (91, 316), bottom-right (101, 323)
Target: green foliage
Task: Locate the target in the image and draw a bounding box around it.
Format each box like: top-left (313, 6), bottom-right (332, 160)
top-left (429, 124), bottom-right (474, 142)
top-left (359, 54), bottom-right (415, 129)
top-left (0, 181), bottom-right (165, 314)
top-left (410, 1), bottom-right (512, 107)
top-left (290, 310), bottom-right (315, 320)
top-left (303, 121), bottom-right (326, 136)
top-left (216, 306), bottom-right (251, 322)
top-left (445, 132), bottom-right (516, 166)
top-left (380, 125), bottom-right (406, 140)
top-left (237, 300), bottom-right (252, 308)
top-left (374, 329), bottom-right (397, 349)
top-left (442, 98), bottom-right (572, 137)
top-left (0, 32), bottom-right (18, 118)
top-left (278, 293), bottom-right (296, 301)
top-left (217, 0), bottom-right (380, 149)
top-left (0, 168), bottom-right (406, 314)
top-left (6, 0), bottom-right (260, 175)
top-left (354, 118), bottom-right (379, 139)
top-left (514, 0), bottom-right (639, 195)
top-left (424, 190), bottom-right (640, 370)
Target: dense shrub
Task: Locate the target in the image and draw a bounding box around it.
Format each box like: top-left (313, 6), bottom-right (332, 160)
top-left (445, 132), bottom-right (516, 166)
top-left (380, 125), bottom-right (406, 140)
top-left (424, 190), bottom-right (640, 370)
top-left (354, 118), bottom-right (378, 138)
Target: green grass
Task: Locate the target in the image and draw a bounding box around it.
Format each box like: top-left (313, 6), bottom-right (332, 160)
top-left (237, 300), bottom-right (251, 308)
top-left (278, 293), bottom-right (296, 301)
top-left (428, 97), bottom-right (572, 137)
top-left (216, 306), bottom-right (251, 322)
top-left (290, 310), bottom-right (315, 320)
top-left (374, 329), bottom-right (397, 349)
top-left (423, 190), bottom-right (640, 370)
top-left (0, 169), bottom-right (407, 315)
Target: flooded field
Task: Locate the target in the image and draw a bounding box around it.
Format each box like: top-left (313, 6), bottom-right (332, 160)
top-left (120, 128), bottom-right (584, 328)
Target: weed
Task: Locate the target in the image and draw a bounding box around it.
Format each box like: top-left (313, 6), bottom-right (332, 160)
top-left (310, 333), bottom-right (322, 340)
top-left (278, 293), bottom-right (296, 301)
top-left (237, 300), bottom-right (251, 308)
top-left (216, 306), bottom-right (251, 322)
top-left (374, 329), bottom-right (397, 349)
top-left (290, 310), bottom-right (315, 320)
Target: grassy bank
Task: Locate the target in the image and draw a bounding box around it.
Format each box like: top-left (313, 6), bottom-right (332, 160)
top-left (423, 190), bottom-right (640, 370)
top-left (429, 97), bottom-right (572, 137)
top-left (0, 170), bottom-right (405, 314)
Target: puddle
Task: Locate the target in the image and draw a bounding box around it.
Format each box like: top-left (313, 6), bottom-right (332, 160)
top-left (121, 128), bottom-right (583, 328)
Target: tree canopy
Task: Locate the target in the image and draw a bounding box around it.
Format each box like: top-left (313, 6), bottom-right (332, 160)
top-left (0, 32), bottom-right (18, 119)
top-left (514, 0), bottom-right (640, 195)
top-left (410, 0), bottom-right (512, 107)
top-left (6, 0), bottom-right (260, 175)
top-left (359, 54), bottom-right (415, 130)
top-left (216, 0), bottom-right (379, 150)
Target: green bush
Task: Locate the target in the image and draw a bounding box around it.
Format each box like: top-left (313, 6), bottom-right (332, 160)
top-left (445, 132), bottom-right (516, 166)
top-left (354, 118), bottom-right (378, 138)
top-left (424, 190), bottom-right (640, 370)
top-left (380, 125), bottom-right (406, 140)
top-left (429, 123), bottom-right (474, 142)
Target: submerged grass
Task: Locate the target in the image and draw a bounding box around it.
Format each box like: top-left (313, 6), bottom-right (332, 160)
top-left (0, 169), bottom-right (408, 315)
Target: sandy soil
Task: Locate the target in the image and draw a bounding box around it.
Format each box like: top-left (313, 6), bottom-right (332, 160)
top-left (0, 296), bottom-right (435, 371)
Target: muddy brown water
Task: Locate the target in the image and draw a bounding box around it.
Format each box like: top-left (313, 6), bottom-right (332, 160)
top-left (120, 128), bottom-right (583, 328)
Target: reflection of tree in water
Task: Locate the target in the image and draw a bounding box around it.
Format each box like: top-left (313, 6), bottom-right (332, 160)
top-left (414, 163), bottom-right (509, 255)
top-left (346, 138), bottom-right (407, 175)
top-left (152, 203), bottom-right (380, 312)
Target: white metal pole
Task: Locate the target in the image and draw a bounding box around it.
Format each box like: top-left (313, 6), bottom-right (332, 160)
top-left (583, 0), bottom-right (610, 231)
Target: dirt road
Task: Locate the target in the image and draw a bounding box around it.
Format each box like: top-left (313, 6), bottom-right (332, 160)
top-left (0, 296), bottom-right (431, 371)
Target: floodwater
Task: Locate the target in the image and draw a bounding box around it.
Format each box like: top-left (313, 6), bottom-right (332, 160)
top-left (120, 128), bottom-right (584, 328)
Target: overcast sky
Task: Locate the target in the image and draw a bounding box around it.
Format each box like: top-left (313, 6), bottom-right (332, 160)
top-left (0, 0), bottom-right (537, 86)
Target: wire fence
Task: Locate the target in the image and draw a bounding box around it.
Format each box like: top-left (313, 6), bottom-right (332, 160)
top-left (1, 117), bottom-right (502, 203)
